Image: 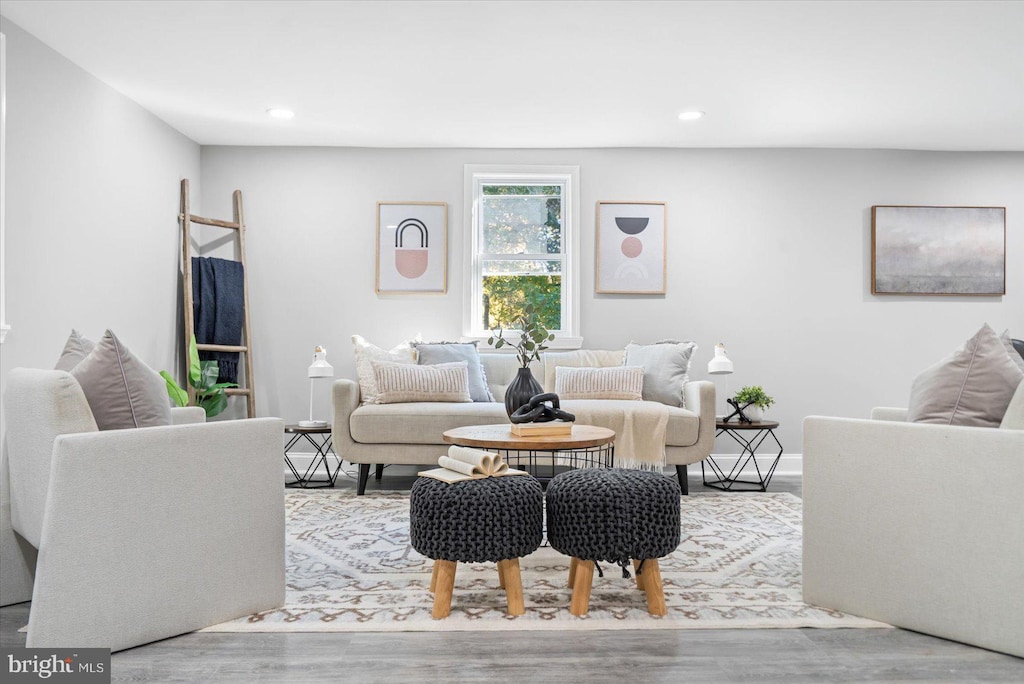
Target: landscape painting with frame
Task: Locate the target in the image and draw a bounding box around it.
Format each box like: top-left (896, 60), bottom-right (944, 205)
top-left (871, 205), bottom-right (1006, 296)
top-left (596, 201), bottom-right (666, 294)
top-left (376, 202), bottom-right (447, 294)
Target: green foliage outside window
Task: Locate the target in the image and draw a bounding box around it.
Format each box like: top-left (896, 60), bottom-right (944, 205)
top-left (481, 184), bottom-right (563, 330)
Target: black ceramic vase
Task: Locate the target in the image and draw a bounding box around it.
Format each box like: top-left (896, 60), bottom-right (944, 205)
top-left (504, 367), bottom-right (543, 418)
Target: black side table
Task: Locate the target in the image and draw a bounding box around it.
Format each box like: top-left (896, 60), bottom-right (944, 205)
top-left (284, 424), bottom-right (341, 488)
top-left (703, 420), bottom-right (784, 492)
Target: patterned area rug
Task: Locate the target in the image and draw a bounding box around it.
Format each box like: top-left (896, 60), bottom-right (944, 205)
top-left (205, 489), bottom-right (888, 632)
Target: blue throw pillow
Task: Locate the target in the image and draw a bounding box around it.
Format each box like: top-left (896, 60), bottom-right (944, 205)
top-left (414, 342), bottom-right (495, 402)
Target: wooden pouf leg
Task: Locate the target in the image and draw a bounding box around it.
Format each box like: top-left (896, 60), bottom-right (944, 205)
top-left (497, 560), bottom-right (507, 589)
top-left (430, 561), bottom-right (440, 593)
top-left (641, 558), bottom-right (666, 616)
top-left (569, 558), bottom-right (595, 616)
top-left (432, 560), bottom-right (458, 619)
top-left (632, 559), bottom-right (645, 590)
top-left (568, 557), bottom-right (579, 588)
top-left (498, 558), bottom-right (525, 616)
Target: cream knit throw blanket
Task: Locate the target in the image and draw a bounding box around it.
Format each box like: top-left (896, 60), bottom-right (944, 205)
top-left (563, 400), bottom-right (670, 470)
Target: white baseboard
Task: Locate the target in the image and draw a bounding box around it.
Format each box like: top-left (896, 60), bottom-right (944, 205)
top-left (284, 452), bottom-right (804, 478)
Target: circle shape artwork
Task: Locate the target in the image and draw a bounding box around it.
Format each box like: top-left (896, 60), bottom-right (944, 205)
top-left (621, 236), bottom-right (643, 258)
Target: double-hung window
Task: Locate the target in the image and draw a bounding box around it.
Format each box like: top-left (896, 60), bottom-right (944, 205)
top-left (464, 166), bottom-right (580, 344)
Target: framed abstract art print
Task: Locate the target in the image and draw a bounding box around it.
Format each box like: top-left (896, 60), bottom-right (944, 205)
top-left (376, 202), bottom-right (448, 294)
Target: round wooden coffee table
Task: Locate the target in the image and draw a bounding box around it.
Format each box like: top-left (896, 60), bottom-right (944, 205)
top-left (443, 424), bottom-right (616, 481)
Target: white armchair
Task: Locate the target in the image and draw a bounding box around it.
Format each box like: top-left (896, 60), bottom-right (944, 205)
top-left (803, 408), bottom-right (1024, 658)
top-left (2, 368), bottom-right (286, 652)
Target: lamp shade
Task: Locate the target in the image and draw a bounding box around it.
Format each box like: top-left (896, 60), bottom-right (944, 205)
top-left (307, 346), bottom-right (334, 378)
top-left (707, 343), bottom-right (734, 375)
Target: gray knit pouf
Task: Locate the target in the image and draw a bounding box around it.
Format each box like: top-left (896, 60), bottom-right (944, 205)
top-left (546, 468), bottom-right (681, 568)
top-left (410, 476), bottom-right (544, 563)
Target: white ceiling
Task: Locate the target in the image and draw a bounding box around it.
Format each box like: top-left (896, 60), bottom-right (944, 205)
top-left (3, 0), bottom-right (1023, 150)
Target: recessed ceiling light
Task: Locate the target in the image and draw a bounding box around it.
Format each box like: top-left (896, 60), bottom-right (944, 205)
top-left (678, 110), bottom-right (705, 121)
top-left (266, 108), bottom-right (295, 119)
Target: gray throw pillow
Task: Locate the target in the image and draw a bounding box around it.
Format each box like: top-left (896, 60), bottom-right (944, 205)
top-left (70, 330), bottom-right (172, 430)
top-left (413, 342), bottom-right (495, 402)
top-left (623, 340), bottom-right (698, 408)
top-left (908, 324), bottom-right (1024, 427)
top-left (54, 329), bottom-right (96, 371)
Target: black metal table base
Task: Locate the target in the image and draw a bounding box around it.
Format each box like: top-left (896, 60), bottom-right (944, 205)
top-left (284, 431), bottom-right (340, 488)
top-left (702, 426), bottom-right (783, 492)
top-left (499, 443), bottom-right (615, 485)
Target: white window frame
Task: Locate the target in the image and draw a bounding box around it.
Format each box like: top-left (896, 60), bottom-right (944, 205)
top-left (463, 165), bottom-right (581, 349)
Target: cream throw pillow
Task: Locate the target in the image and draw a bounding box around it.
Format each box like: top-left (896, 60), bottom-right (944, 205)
top-left (555, 366), bottom-right (644, 400)
top-left (542, 350), bottom-right (625, 392)
top-left (908, 324), bottom-right (1024, 427)
top-left (352, 334), bottom-right (418, 404)
top-left (372, 360), bottom-right (472, 404)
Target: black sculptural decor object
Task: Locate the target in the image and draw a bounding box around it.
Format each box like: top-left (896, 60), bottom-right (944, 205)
top-left (509, 393), bottom-right (576, 424)
top-left (505, 368), bottom-right (544, 419)
top-left (723, 398), bottom-right (756, 424)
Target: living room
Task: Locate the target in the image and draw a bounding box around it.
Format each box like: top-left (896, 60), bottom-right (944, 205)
top-left (1, 1), bottom-right (1022, 682)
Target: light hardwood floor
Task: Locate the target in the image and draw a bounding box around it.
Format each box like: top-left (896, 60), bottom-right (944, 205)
top-left (2, 471), bottom-right (1022, 683)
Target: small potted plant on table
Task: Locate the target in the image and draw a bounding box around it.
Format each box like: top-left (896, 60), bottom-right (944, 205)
top-left (730, 385), bottom-right (775, 423)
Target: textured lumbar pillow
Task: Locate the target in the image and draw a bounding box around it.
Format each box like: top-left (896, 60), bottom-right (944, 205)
top-left (352, 334), bottom-right (418, 403)
top-left (54, 329), bottom-right (96, 371)
top-left (70, 330), bottom-right (172, 430)
top-left (908, 324), bottom-right (1024, 427)
top-left (623, 340), bottom-right (698, 407)
top-left (413, 341), bottom-right (494, 402)
top-left (555, 366), bottom-right (644, 400)
top-left (541, 349), bottom-right (625, 392)
top-left (371, 360), bottom-right (472, 404)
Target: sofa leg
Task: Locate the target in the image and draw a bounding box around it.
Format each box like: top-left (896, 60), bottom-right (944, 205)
top-left (375, 464), bottom-right (384, 481)
top-left (675, 465), bottom-right (689, 495)
top-left (357, 464), bottom-right (370, 495)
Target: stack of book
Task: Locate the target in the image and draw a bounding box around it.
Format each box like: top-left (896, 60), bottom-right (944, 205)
top-left (510, 420), bottom-right (573, 437)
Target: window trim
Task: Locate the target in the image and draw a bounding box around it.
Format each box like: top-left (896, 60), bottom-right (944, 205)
top-left (462, 165), bottom-right (581, 348)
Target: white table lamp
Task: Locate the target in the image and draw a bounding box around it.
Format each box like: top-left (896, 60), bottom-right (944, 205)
top-left (299, 346), bottom-right (334, 427)
top-left (707, 343), bottom-right (734, 419)
top-left (708, 343), bottom-right (734, 375)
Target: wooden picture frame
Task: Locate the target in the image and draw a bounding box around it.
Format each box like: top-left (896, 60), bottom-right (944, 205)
top-left (596, 201), bottom-right (666, 294)
top-left (376, 202), bottom-right (447, 294)
top-left (871, 205), bottom-right (1006, 296)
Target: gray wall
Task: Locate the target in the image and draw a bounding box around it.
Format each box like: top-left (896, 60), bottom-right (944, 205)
top-left (201, 146), bottom-right (1024, 453)
top-left (0, 18), bottom-right (200, 605)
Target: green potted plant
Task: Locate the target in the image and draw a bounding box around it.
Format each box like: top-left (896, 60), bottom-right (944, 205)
top-left (161, 335), bottom-right (237, 418)
top-left (732, 385), bottom-right (775, 422)
top-left (488, 303), bottom-right (555, 417)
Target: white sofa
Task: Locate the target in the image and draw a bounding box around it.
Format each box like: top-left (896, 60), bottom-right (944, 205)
top-left (2, 368), bottom-right (286, 652)
top-left (332, 352), bottom-right (715, 494)
top-left (803, 407), bottom-right (1024, 658)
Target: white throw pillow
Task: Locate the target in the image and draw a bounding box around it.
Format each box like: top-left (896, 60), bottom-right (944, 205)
top-left (372, 360), bottom-right (472, 404)
top-left (555, 366), bottom-right (644, 400)
top-left (352, 334), bottom-right (418, 404)
top-left (623, 340), bottom-right (698, 408)
top-left (908, 324), bottom-right (1024, 427)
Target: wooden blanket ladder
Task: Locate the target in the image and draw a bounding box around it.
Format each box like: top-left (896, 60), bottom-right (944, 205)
top-left (179, 178), bottom-right (256, 418)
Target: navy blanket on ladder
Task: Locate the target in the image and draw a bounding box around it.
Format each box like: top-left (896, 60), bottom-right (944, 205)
top-left (192, 256), bottom-right (245, 384)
